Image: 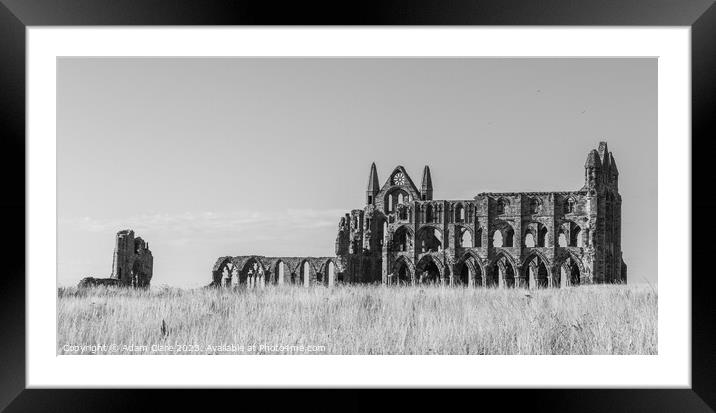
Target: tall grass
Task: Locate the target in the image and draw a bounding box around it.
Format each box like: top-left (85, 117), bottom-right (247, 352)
top-left (57, 284), bottom-right (657, 355)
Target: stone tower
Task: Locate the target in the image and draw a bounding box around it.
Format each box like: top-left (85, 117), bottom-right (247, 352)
top-left (111, 229), bottom-right (154, 287)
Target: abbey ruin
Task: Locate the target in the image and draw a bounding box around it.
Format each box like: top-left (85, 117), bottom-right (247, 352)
top-left (212, 142), bottom-right (626, 288)
top-left (79, 229), bottom-right (154, 288)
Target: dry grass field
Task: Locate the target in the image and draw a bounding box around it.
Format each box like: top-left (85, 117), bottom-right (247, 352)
top-left (57, 284), bottom-right (657, 355)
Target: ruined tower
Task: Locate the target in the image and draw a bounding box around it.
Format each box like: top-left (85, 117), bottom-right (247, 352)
top-left (111, 229), bottom-right (154, 287)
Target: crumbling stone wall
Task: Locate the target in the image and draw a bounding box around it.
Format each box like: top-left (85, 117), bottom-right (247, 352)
top-left (77, 277), bottom-right (122, 288)
top-left (77, 229), bottom-right (154, 288)
top-left (210, 255), bottom-right (341, 288)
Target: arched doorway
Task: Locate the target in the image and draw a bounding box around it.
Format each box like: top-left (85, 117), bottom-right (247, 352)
top-left (490, 255), bottom-right (516, 288)
top-left (416, 255), bottom-right (441, 285)
top-left (393, 258), bottom-right (413, 286)
top-left (525, 255), bottom-right (550, 289)
top-left (559, 257), bottom-right (582, 287)
top-left (455, 255), bottom-right (481, 287)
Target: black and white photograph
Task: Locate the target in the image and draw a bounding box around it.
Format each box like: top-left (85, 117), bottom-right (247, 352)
top-left (3, 1), bottom-right (713, 408)
top-left (56, 57), bottom-right (657, 355)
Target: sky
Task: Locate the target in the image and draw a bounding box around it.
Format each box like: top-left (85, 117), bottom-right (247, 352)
top-left (57, 58), bottom-right (657, 287)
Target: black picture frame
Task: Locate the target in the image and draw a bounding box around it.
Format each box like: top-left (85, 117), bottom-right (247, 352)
top-left (0, 0), bottom-right (713, 411)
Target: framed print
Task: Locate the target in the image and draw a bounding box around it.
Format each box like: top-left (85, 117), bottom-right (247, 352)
top-left (1, 0), bottom-right (714, 411)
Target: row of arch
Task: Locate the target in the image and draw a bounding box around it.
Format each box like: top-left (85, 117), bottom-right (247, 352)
top-left (386, 195), bottom-right (476, 225)
top-left (385, 192), bottom-right (581, 221)
top-left (388, 220), bottom-right (588, 253)
top-left (389, 250), bottom-right (585, 288)
top-left (212, 256), bottom-right (338, 288)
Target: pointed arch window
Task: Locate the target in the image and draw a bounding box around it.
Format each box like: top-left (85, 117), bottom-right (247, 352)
top-left (425, 204), bottom-right (434, 223)
top-left (455, 204), bottom-right (465, 222)
top-left (564, 198), bottom-right (575, 214)
top-left (524, 231), bottom-right (536, 248)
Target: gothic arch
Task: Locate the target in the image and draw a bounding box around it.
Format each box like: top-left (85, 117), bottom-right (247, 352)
top-left (392, 225), bottom-right (415, 252)
top-left (238, 256), bottom-right (267, 288)
top-left (456, 250), bottom-right (484, 287)
top-left (522, 221), bottom-right (548, 248)
top-left (238, 256), bottom-right (266, 274)
top-left (265, 258), bottom-right (286, 285)
top-left (391, 255), bottom-right (415, 285)
top-left (317, 258), bottom-right (338, 286)
top-left (298, 258), bottom-right (318, 286)
top-left (212, 256), bottom-right (233, 286)
top-left (564, 196), bottom-right (576, 213)
top-left (555, 250), bottom-right (586, 287)
top-left (521, 250), bottom-right (552, 289)
top-left (455, 224), bottom-right (474, 248)
top-left (558, 220), bottom-right (583, 247)
top-left (459, 249), bottom-right (484, 270)
top-left (520, 249), bottom-right (552, 269)
top-left (212, 256), bottom-right (233, 273)
top-left (416, 225), bottom-right (443, 253)
top-left (416, 254), bottom-right (444, 285)
top-left (489, 251), bottom-right (518, 288)
top-left (491, 221), bottom-right (515, 248)
top-left (454, 202), bottom-right (466, 222)
top-left (523, 228), bottom-right (537, 247)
